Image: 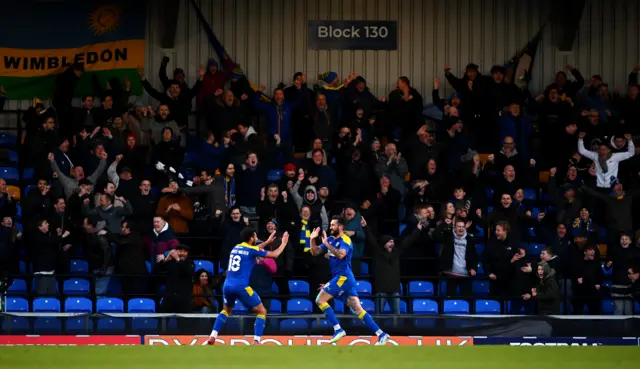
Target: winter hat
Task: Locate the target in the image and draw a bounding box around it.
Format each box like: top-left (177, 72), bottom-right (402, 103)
top-left (465, 63), bottom-right (479, 71)
top-left (173, 68), bottom-right (185, 79)
top-left (231, 64), bottom-right (245, 79)
top-left (207, 58), bottom-right (219, 69)
top-left (283, 163), bottom-right (296, 172)
top-left (293, 72), bottom-right (303, 81)
top-left (490, 65), bottom-right (506, 74)
top-left (266, 218), bottom-right (278, 227)
top-left (354, 76), bottom-right (366, 85)
top-left (379, 235), bottom-right (394, 247)
top-left (319, 71), bottom-right (338, 84)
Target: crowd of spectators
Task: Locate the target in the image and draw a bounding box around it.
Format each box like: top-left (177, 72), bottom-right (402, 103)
top-left (1, 57), bottom-right (640, 317)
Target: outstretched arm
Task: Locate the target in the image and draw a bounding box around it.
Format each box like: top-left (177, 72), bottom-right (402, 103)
top-left (265, 232), bottom-right (290, 258)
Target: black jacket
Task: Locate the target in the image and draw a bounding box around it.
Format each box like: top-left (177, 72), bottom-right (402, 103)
top-left (365, 226), bottom-right (420, 293)
top-left (483, 236), bottom-right (518, 279)
top-left (605, 243), bottom-right (640, 288)
top-left (534, 262), bottom-right (561, 315)
top-left (32, 231), bottom-right (61, 273)
top-left (141, 79), bottom-right (202, 128)
top-left (130, 192), bottom-right (158, 236)
top-left (573, 258), bottom-right (603, 296)
top-left (159, 258), bottom-right (194, 298)
top-left (109, 231), bottom-right (147, 275)
top-left (434, 225), bottom-right (477, 275)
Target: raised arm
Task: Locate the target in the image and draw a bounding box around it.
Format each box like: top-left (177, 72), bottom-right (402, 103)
top-left (309, 227), bottom-right (324, 256)
top-left (611, 134), bottom-right (635, 162)
top-left (265, 232), bottom-right (290, 259)
top-left (577, 135), bottom-right (598, 161)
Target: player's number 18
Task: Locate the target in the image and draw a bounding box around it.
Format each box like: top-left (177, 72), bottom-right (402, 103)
top-left (229, 255), bottom-right (242, 272)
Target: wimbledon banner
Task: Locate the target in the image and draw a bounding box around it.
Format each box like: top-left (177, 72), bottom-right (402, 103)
top-left (0, 0), bottom-right (145, 100)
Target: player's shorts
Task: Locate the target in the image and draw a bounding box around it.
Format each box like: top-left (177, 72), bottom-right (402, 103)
top-left (321, 275), bottom-right (358, 301)
top-left (222, 284), bottom-right (262, 309)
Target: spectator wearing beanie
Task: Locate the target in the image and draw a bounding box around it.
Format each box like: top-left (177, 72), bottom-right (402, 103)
top-left (279, 163), bottom-right (298, 192)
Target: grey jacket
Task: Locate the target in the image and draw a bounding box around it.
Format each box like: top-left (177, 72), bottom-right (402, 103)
top-left (374, 154), bottom-right (409, 196)
top-left (140, 117), bottom-right (184, 147)
top-left (82, 201), bottom-right (133, 234)
top-left (51, 158), bottom-right (107, 199)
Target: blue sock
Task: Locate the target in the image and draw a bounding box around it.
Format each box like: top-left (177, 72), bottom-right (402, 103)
top-left (211, 310), bottom-right (229, 337)
top-left (254, 314), bottom-right (266, 341)
top-left (358, 311), bottom-right (382, 336)
top-left (319, 302), bottom-right (341, 330)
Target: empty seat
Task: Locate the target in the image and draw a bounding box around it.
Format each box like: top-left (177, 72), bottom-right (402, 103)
top-left (184, 151), bottom-right (198, 164)
top-left (355, 280), bottom-right (372, 296)
top-left (0, 167), bottom-right (19, 181)
top-left (31, 279), bottom-right (59, 293)
top-left (145, 261), bottom-right (152, 273)
top-left (288, 280), bottom-right (310, 296)
top-left (23, 168), bottom-right (34, 181)
top-left (528, 243), bottom-right (544, 257)
top-left (2, 317), bottom-right (29, 333)
top-left (475, 243), bottom-right (485, 256)
top-left (70, 259), bottom-right (89, 274)
top-left (602, 262), bottom-right (612, 275)
top-left (334, 299), bottom-right (345, 313)
top-left (472, 280), bottom-right (490, 296)
top-left (33, 297), bottom-right (61, 312)
top-left (475, 299), bottom-right (501, 314)
top-left (476, 263), bottom-right (485, 276)
top-left (267, 170), bottom-right (283, 182)
top-left (132, 318), bottom-right (158, 333)
top-left (287, 298), bottom-right (313, 315)
top-left (63, 278), bottom-right (90, 295)
top-left (6, 185), bottom-right (20, 200)
top-left (193, 260), bottom-right (215, 275)
top-left (270, 300), bottom-right (282, 313)
top-left (7, 279), bottom-right (27, 294)
top-left (412, 299), bottom-right (438, 315)
top-left (0, 133), bottom-right (17, 147)
top-left (485, 188), bottom-right (495, 202)
top-left (96, 297), bottom-right (124, 313)
top-left (5, 297), bottom-right (29, 312)
top-left (96, 318), bottom-right (126, 333)
top-left (33, 318), bottom-right (62, 333)
top-left (523, 188), bottom-right (536, 201)
top-left (271, 282), bottom-right (279, 294)
top-left (233, 301), bottom-right (249, 314)
top-left (311, 319), bottom-right (331, 329)
top-left (65, 297), bottom-right (93, 313)
top-left (360, 262), bottom-right (369, 276)
top-left (360, 298), bottom-right (375, 313)
top-left (279, 318), bottom-right (308, 332)
top-left (408, 281), bottom-right (434, 296)
top-left (443, 299), bottom-right (470, 314)
top-left (65, 318), bottom-right (93, 333)
top-left (383, 300), bottom-right (408, 314)
top-left (128, 298), bottom-right (156, 313)
top-left (601, 299), bottom-right (614, 315)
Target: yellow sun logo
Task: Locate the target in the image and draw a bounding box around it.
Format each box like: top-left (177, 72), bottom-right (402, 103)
top-left (89, 4), bottom-right (122, 36)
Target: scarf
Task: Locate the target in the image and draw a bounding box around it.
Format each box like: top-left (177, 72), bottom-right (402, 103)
top-left (299, 219), bottom-right (311, 252)
top-left (611, 191), bottom-right (626, 200)
top-left (572, 217), bottom-right (594, 235)
top-left (598, 154), bottom-right (611, 173)
top-left (225, 176), bottom-right (236, 207)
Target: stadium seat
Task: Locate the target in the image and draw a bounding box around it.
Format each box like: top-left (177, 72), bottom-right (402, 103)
top-left (106, 279), bottom-right (122, 295)
top-left (63, 278), bottom-right (90, 295)
top-left (5, 297), bottom-right (29, 312)
top-left (399, 223), bottom-right (407, 235)
top-left (601, 299), bottom-right (614, 315)
top-left (15, 204), bottom-right (21, 219)
top-left (7, 278), bottom-right (27, 294)
top-left (7, 150), bottom-right (18, 163)
top-left (18, 260), bottom-right (29, 273)
top-left (184, 151), bottom-right (198, 164)
top-left (360, 298), bottom-right (375, 313)
top-left (355, 280), bottom-right (372, 296)
top-left (23, 168), bottom-right (34, 181)
top-left (2, 317), bottom-right (30, 333)
top-left (145, 261), bottom-right (152, 273)
top-left (279, 318), bottom-right (308, 332)
top-left (288, 280), bottom-right (310, 296)
top-left (408, 281), bottom-right (434, 296)
top-left (475, 243), bottom-right (484, 256)
top-left (70, 259), bottom-right (89, 274)
top-left (270, 300), bottom-right (282, 313)
top-left (528, 243), bottom-right (544, 257)
top-left (476, 263), bottom-right (485, 276)
top-left (267, 170), bottom-right (283, 182)
top-left (233, 301), bottom-right (249, 314)
top-left (33, 318), bottom-right (62, 333)
top-left (96, 318), bottom-right (126, 333)
top-left (334, 299), bottom-right (345, 313)
top-left (475, 225), bottom-right (485, 238)
top-left (475, 299), bottom-right (501, 314)
top-left (65, 318), bottom-right (94, 333)
top-left (272, 282), bottom-right (279, 294)
top-left (6, 185), bottom-right (20, 200)
top-left (472, 280), bottom-right (490, 296)
top-left (412, 299), bottom-right (438, 315)
top-left (15, 222), bottom-right (23, 233)
top-left (487, 206), bottom-right (494, 213)
top-left (65, 297), bottom-right (93, 313)
top-left (485, 188), bottom-right (494, 203)
top-left (0, 133), bottom-right (17, 147)
top-left (24, 185), bottom-right (36, 196)
top-left (96, 297), bottom-right (124, 313)
top-left (31, 279), bottom-right (58, 293)
top-left (383, 300), bottom-right (408, 314)
top-left (128, 298), bottom-right (156, 313)
top-left (132, 318), bottom-right (158, 333)
top-left (635, 302), bottom-right (640, 313)
top-left (443, 299), bottom-right (470, 314)
top-left (193, 260), bottom-right (215, 275)
top-left (33, 297), bottom-right (61, 312)
top-left (523, 188), bottom-right (536, 202)
top-left (287, 298), bottom-right (313, 315)
top-left (0, 167), bottom-right (19, 181)
top-left (602, 262), bottom-right (612, 275)
top-left (360, 262), bottom-right (369, 276)
top-left (311, 319), bottom-right (331, 329)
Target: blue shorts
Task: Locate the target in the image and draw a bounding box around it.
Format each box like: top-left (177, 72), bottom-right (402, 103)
top-left (223, 284), bottom-right (262, 309)
top-left (321, 275), bottom-right (358, 301)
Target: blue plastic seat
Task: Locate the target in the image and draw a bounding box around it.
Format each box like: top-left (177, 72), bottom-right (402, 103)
top-left (70, 259), bottom-right (89, 274)
top-left (383, 300), bottom-right (407, 314)
top-left (31, 279), bottom-right (59, 293)
top-left (23, 168), bottom-right (34, 181)
top-left (96, 318), bottom-right (126, 333)
top-left (287, 298), bottom-right (313, 315)
top-left (408, 281), bottom-right (434, 296)
top-left (360, 298), bottom-right (375, 313)
top-left (5, 297), bottom-right (29, 312)
top-left (334, 299), bottom-right (345, 313)
top-left (472, 280), bottom-right (490, 296)
top-left (2, 317), bottom-right (30, 333)
top-left (288, 280), bottom-right (310, 296)
top-left (485, 188), bottom-right (495, 203)
top-left (601, 299), bottom-right (614, 315)
top-left (65, 297), bottom-right (93, 313)
top-left (106, 279), bottom-right (122, 295)
top-left (602, 262), bottom-right (612, 275)
top-left (399, 223), bottom-right (407, 235)
top-left (7, 150), bottom-right (18, 163)
top-left (184, 151), bottom-right (198, 164)
top-left (271, 282), bottom-right (279, 294)
top-left (279, 318), bottom-right (308, 332)
top-left (34, 318), bottom-right (62, 333)
top-left (19, 260), bottom-right (28, 274)
top-left (475, 243), bottom-right (485, 256)
top-left (487, 206), bottom-right (494, 213)
top-left (193, 260), bottom-right (215, 275)
top-left (233, 301), bottom-right (249, 314)
top-left (145, 261), bottom-right (152, 273)
top-left (65, 318), bottom-right (94, 333)
top-left (476, 262), bottom-right (485, 276)
top-left (475, 225), bottom-right (485, 238)
top-left (128, 298), bottom-right (156, 313)
top-left (443, 299), bottom-right (470, 314)
top-left (270, 300), bottom-right (282, 313)
top-left (96, 297), bottom-right (124, 313)
top-left (528, 243), bottom-right (544, 257)
top-left (33, 297), bottom-right (61, 312)
top-left (132, 318), bottom-right (158, 333)
top-left (0, 133), bottom-right (17, 147)
top-left (16, 204), bottom-right (21, 219)
top-left (311, 319), bottom-right (331, 329)
top-left (412, 299), bottom-right (438, 315)
top-left (355, 280), bottom-right (372, 296)
top-left (475, 299), bottom-right (501, 314)
top-left (63, 278), bottom-right (90, 295)
top-left (523, 188), bottom-right (537, 201)
top-left (24, 185), bottom-right (36, 196)
top-left (0, 167), bottom-right (19, 181)
top-left (7, 278), bottom-right (27, 294)
top-left (267, 170), bottom-right (283, 182)
top-left (360, 262), bottom-right (369, 276)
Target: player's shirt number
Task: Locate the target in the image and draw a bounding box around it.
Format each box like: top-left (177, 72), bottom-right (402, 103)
top-left (229, 255), bottom-right (242, 272)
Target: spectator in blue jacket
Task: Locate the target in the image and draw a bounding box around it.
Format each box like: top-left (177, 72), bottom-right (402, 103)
top-left (305, 149), bottom-right (338, 196)
top-left (500, 102), bottom-right (533, 164)
top-left (236, 152), bottom-right (267, 213)
top-left (186, 132), bottom-right (229, 171)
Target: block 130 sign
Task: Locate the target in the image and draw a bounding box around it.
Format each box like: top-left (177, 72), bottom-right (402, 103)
top-left (308, 21), bottom-right (398, 50)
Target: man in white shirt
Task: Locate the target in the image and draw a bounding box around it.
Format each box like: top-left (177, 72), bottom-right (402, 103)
top-left (577, 132), bottom-right (635, 190)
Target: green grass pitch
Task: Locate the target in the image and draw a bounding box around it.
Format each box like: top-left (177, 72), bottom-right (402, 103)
top-left (1, 346), bottom-right (639, 369)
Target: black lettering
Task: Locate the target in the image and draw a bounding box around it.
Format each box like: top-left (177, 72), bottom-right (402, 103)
top-left (62, 56), bottom-right (72, 68)
top-left (3, 56), bottom-right (21, 69)
top-left (86, 52), bottom-right (99, 64)
top-left (114, 48), bottom-right (127, 61)
top-left (74, 53), bottom-right (85, 64)
top-left (23, 57), bottom-right (28, 70)
top-left (100, 49), bottom-right (113, 62)
top-left (30, 57), bottom-right (45, 70)
top-left (48, 57), bottom-right (59, 69)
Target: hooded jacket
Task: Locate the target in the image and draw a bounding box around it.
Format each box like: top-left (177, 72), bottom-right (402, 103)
top-left (365, 226), bottom-right (420, 293)
top-left (434, 224), bottom-right (478, 275)
top-left (290, 182), bottom-right (328, 230)
top-left (534, 262), bottom-right (561, 315)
